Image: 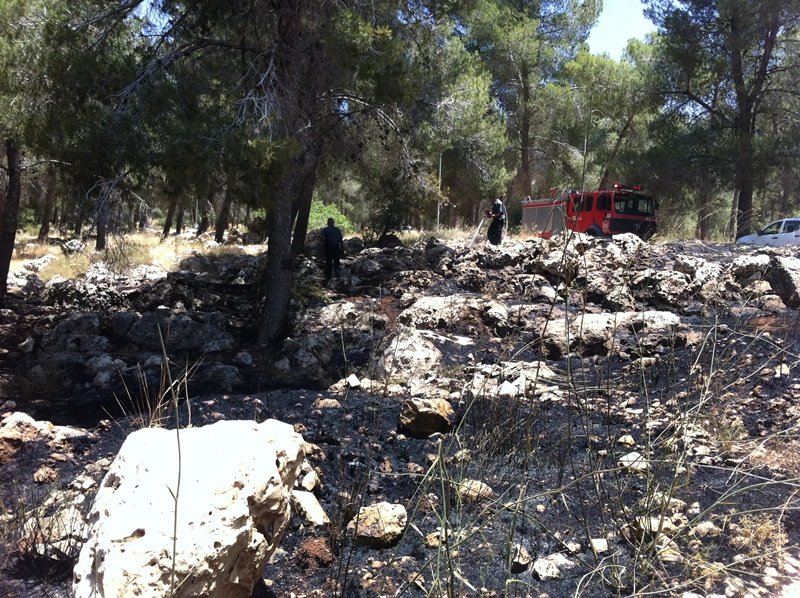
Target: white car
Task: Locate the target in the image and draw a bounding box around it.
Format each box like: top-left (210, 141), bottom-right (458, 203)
top-left (736, 218), bottom-right (800, 246)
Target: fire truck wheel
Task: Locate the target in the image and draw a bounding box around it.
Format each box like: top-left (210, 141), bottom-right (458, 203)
top-left (586, 226), bottom-right (602, 237)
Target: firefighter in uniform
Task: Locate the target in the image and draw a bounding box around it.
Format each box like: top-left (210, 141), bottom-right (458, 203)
top-left (486, 197), bottom-right (506, 245)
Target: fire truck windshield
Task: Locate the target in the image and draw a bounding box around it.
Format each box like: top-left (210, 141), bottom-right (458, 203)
top-left (614, 194), bottom-right (655, 217)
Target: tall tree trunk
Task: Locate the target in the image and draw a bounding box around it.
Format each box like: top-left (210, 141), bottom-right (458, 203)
top-left (291, 150), bottom-right (319, 256)
top-left (728, 188), bottom-right (740, 240)
top-left (695, 177), bottom-right (713, 240)
top-left (260, 168), bottom-right (299, 345)
top-left (727, 5), bottom-right (776, 238)
top-left (0, 138), bottom-right (22, 298)
top-left (73, 205), bottom-right (84, 238)
top-left (95, 184), bottom-right (108, 251)
top-left (215, 173), bottom-right (234, 244)
top-left (518, 61), bottom-right (532, 198)
top-left (175, 198), bottom-right (185, 235)
top-left (259, 0), bottom-right (323, 344)
top-left (196, 195), bottom-right (213, 237)
top-left (260, 148), bottom-right (315, 344)
top-left (137, 200), bottom-right (149, 230)
top-left (52, 202), bottom-right (60, 233)
top-left (37, 163), bottom-right (57, 243)
top-left (162, 194), bottom-right (178, 239)
top-left (733, 127), bottom-right (754, 238)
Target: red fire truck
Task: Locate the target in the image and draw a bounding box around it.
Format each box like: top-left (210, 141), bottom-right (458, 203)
top-left (521, 184), bottom-right (657, 240)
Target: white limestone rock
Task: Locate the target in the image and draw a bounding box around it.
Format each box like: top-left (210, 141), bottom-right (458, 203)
top-left (453, 478), bottom-right (494, 502)
top-left (73, 419), bottom-right (305, 598)
top-left (532, 552), bottom-right (575, 580)
top-left (291, 490), bottom-right (330, 526)
top-left (347, 502), bottom-right (407, 548)
top-left (618, 451), bottom-right (649, 473)
top-left (378, 326), bottom-right (442, 375)
top-left (510, 543), bottom-right (532, 573)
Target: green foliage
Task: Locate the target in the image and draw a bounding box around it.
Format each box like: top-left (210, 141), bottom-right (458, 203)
top-left (644, 0), bottom-right (800, 236)
top-left (308, 200), bottom-right (354, 234)
top-left (419, 35), bottom-right (511, 222)
top-left (370, 160), bottom-right (440, 236)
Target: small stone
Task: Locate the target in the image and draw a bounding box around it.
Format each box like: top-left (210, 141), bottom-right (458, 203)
top-left (232, 352), bottom-right (253, 367)
top-left (300, 470), bottom-right (320, 492)
top-left (347, 502), bottom-right (407, 547)
top-left (450, 449), bottom-right (471, 463)
top-left (510, 543), bottom-right (532, 573)
top-left (424, 531), bottom-right (441, 548)
top-left (406, 462), bottom-right (425, 474)
top-left (689, 444), bottom-right (711, 456)
top-left (691, 521), bottom-right (722, 538)
top-left (617, 434), bottom-right (636, 447)
top-left (143, 354), bottom-right (162, 367)
top-left (532, 553), bottom-right (574, 581)
top-left (454, 479), bottom-right (493, 502)
top-left (635, 515), bottom-right (677, 535)
top-left (399, 398), bottom-right (454, 438)
top-left (655, 537), bottom-right (683, 563)
top-left (761, 567), bottom-right (780, 587)
top-left (497, 380), bottom-right (519, 398)
top-left (346, 373), bottom-right (361, 388)
top-left (312, 398), bottom-right (341, 409)
top-left (590, 538), bottom-right (608, 554)
top-left (291, 490), bottom-right (330, 526)
top-left (32, 466), bottom-right (57, 483)
top-left (618, 451), bottom-right (649, 472)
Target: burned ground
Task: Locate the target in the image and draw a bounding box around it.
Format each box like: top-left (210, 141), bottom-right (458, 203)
top-left (1, 233), bottom-right (799, 597)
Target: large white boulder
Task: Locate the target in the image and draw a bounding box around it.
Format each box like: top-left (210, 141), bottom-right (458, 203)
top-left (73, 419), bottom-right (305, 598)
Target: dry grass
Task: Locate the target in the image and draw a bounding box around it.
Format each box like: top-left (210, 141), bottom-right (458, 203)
top-left (148, 234), bottom-right (204, 270)
top-left (9, 237), bottom-right (53, 275)
top-left (37, 254), bottom-right (93, 282)
top-left (729, 513), bottom-right (789, 569)
top-left (10, 232), bottom-right (212, 282)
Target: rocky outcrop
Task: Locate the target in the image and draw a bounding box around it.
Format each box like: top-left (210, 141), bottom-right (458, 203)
top-left (0, 411), bottom-right (90, 465)
top-left (9, 233), bottom-right (800, 415)
top-left (127, 310), bottom-right (234, 352)
top-left (540, 310), bottom-right (683, 359)
top-left (73, 419), bottom-right (305, 598)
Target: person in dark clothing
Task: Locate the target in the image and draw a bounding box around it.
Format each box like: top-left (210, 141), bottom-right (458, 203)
top-left (322, 217), bottom-right (343, 280)
top-left (486, 197), bottom-right (506, 245)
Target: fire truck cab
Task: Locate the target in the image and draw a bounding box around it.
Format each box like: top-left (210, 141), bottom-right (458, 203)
top-left (522, 184), bottom-right (657, 240)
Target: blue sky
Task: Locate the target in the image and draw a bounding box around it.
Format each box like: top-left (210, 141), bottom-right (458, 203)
top-left (587, 0), bottom-right (657, 60)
